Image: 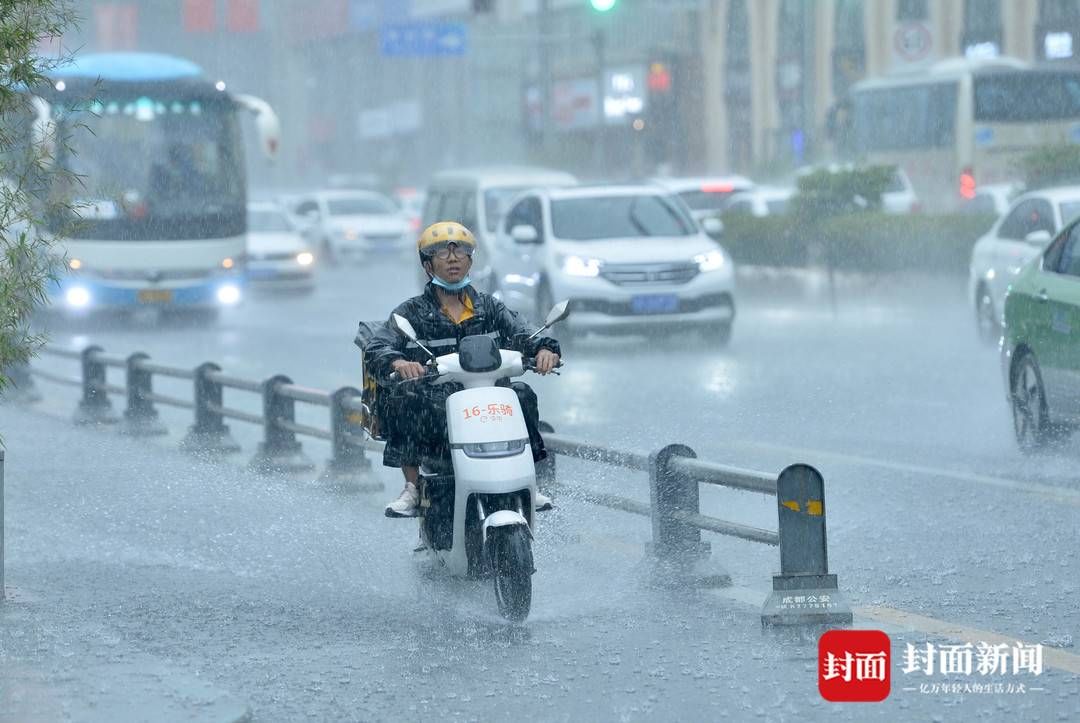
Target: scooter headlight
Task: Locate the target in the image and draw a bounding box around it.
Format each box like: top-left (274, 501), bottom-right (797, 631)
top-left (458, 439), bottom-right (529, 459)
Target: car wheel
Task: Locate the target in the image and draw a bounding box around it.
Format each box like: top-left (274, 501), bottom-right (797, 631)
top-left (975, 284), bottom-right (999, 346)
top-left (1011, 352), bottom-right (1055, 453)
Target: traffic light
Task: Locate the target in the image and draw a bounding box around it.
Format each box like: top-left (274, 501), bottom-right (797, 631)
top-left (590, 0), bottom-right (618, 12)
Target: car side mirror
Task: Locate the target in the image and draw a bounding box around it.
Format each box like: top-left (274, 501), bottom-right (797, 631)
top-left (511, 224), bottom-right (540, 244)
top-left (701, 216), bottom-right (724, 237)
top-left (1025, 229), bottom-right (1052, 247)
top-left (391, 313), bottom-right (419, 342)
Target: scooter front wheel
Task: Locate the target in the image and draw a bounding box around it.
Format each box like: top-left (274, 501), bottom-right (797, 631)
top-left (490, 525), bottom-right (533, 623)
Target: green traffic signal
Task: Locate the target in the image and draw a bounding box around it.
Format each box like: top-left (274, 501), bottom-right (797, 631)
top-left (590, 0), bottom-right (618, 11)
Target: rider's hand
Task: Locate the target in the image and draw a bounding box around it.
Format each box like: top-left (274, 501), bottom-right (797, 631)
top-left (391, 359), bottom-right (426, 380)
top-left (534, 349), bottom-right (560, 375)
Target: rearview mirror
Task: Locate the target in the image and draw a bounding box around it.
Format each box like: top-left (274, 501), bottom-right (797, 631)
top-left (511, 224), bottom-right (540, 244)
top-left (391, 313), bottom-right (419, 342)
top-left (234, 94), bottom-right (281, 160)
top-left (701, 217), bottom-right (724, 237)
top-left (545, 300), bottom-right (571, 327)
top-left (1024, 229), bottom-right (1052, 247)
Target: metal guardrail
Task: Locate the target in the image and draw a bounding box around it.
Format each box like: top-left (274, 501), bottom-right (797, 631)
top-left (5, 345), bottom-right (854, 626)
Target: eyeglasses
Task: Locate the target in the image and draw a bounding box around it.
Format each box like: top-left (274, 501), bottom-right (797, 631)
top-left (424, 242), bottom-right (475, 260)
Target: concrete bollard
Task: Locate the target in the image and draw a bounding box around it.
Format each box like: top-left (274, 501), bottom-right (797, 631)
top-left (119, 353), bottom-right (168, 437)
top-left (318, 386), bottom-right (381, 491)
top-left (249, 375), bottom-right (316, 475)
top-left (1, 362), bottom-right (41, 404)
top-left (761, 464), bottom-right (853, 626)
top-left (72, 346), bottom-right (119, 425)
top-left (181, 362), bottom-right (241, 455)
top-left (647, 443), bottom-right (730, 588)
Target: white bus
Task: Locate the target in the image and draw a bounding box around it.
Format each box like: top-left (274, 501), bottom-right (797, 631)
top-left (846, 57), bottom-right (1080, 212)
top-left (33, 52), bottom-right (279, 319)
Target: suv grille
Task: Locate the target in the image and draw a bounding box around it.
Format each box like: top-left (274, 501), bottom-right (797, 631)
top-left (600, 263), bottom-right (699, 286)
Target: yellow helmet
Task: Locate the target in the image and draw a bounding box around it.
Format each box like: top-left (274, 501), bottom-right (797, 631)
top-left (417, 221), bottom-right (477, 258)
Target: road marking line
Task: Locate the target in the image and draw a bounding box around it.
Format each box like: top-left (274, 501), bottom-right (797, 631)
top-left (580, 532), bottom-right (1080, 675)
top-left (855, 605), bottom-right (1080, 675)
top-left (733, 439), bottom-right (1080, 506)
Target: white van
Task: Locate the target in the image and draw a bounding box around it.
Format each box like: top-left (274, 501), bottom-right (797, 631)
top-left (419, 166), bottom-right (578, 292)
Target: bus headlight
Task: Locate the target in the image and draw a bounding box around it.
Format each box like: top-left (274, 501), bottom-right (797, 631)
top-left (68, 258), bottom-right (83, 270)
top-left (65, 286), bottom-right (91, 308)
top-left (216, 284), bottom-right (241, 305)
top-left (221, 257), bottom-right (235, 270)
top-left (296, 251), bottom-right (315, 267)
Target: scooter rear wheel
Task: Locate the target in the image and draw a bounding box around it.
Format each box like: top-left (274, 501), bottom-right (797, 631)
top-left (491, 526), bottom-right (533, 623)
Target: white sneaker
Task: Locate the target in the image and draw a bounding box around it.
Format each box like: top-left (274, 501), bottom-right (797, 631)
top-left (535, 491), bottom-right (554, 512)
top-left (385, 483), bottom-right (420, 518)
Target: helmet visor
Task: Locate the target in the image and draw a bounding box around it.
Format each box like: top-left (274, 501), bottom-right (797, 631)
top-left (422, 241), bottom-right (475, 260)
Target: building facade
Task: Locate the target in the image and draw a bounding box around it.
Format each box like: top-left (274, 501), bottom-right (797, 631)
top-left (67, 1), bottom-right (1080, 186)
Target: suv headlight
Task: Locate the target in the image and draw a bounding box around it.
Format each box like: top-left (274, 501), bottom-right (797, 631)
top-left (561, 255), bottom-right (601, 277)
top-left (693, 250), bottom-right (726, 272)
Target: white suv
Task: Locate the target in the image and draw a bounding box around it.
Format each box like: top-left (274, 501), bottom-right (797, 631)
top-left (969, 186), bottom-right (1080, 343)
top-left (492, 185), bottom-right (736, 343)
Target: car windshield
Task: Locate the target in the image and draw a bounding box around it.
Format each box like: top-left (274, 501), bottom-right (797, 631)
top-left (248, 209), bottom-right (293, 233)
top-left (551, 194), bottom-right (695, 240)
top-left (327, 196), bottom-right (397, 215)
top-left (1060, 201), bottom-right (1080, 226)
top-left (677, 189), bottom-right (741, 212)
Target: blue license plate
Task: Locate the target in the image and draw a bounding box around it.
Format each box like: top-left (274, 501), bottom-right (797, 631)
top-left (630, 294), bottom-right (679, 314)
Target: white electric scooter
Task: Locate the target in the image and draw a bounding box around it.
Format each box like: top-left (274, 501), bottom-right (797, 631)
top-left (387, 301), bottom-right (569, 622)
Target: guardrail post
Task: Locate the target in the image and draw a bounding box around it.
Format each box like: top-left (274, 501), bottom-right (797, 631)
top-left (181, 362), bottom-right (240, 455)
top-left (648, 444), bottom-right (730, 588)
top-left (249, 375), bottom-right (316, 475)
top-left (536, 420), bottom-right (556, 493)
top-left (761, 464), bottom-right (852, 627)
top-left (120, 353), bottom-right (168, 436)
top-left (0, 362), bottom-right (41, 404)
top-left (73, 345), bottom-right (119, 425)
top-left (318, 386), bottom-right (382, 492)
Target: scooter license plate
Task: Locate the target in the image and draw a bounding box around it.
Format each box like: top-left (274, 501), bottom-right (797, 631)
top-left (630, 294), bottom-right (679, 314)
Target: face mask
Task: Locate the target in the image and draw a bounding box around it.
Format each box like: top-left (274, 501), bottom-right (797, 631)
top-left (430, 274), bottom-right (472, 292)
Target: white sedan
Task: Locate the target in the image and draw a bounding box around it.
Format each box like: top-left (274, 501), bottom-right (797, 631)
top-left (968, 185), bottom-right (1080, 343)
top-left (291, 190), bottom-right (410, 264)
top-left (246, 201), bottom-right (316, 293)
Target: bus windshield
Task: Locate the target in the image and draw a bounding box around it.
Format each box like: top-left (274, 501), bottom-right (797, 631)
top-left (974, 72), bottom-right (1080, 123)
top-left (59, 98), bottom-right (245, 239)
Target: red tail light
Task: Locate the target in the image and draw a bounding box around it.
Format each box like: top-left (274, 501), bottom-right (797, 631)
top-left (960, 168), bottom-right (976, 200)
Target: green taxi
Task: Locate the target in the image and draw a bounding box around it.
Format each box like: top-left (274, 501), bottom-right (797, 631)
top-left (1002, 218), bottom-right (1080, 451)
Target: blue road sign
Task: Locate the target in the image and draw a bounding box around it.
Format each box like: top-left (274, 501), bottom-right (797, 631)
top-left (379, 22), bottom-right (467, 58)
